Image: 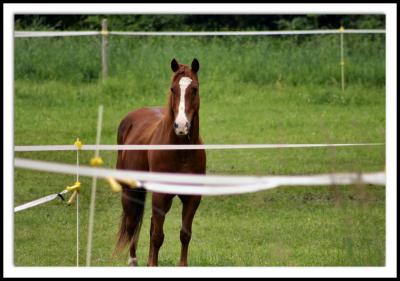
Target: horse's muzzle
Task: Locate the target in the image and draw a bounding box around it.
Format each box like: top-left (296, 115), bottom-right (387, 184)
top-left (173, 121), bottom-right (190, 136)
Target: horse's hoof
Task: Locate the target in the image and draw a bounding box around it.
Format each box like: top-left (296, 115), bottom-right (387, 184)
top-left (128, 257), bottom-right (138, 266)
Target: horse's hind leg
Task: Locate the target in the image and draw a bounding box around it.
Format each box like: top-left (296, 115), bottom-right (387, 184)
top-left (126, 217), bottom-right (139, 266)
top-left (119, 187), bottom-right (146, 266)
top-left (178, 195), bottom-right (201, 266)
top-left (147, 193), bottom-right (174, 266)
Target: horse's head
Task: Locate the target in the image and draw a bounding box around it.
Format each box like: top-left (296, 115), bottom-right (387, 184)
top-left (169, 58), bottom-right (200, 137)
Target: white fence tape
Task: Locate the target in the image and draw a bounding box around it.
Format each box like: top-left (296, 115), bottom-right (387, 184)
top-left (14, 29), bottom-right (385, 38)
top-left (14, 190), bottom-right (68, 212)
top-left (14, 158), bottom-right (385, 197)
top-left (108, 29), bottom-right (386, 36)
top-left (14, 31), bottom-right (101, 38)
top-left (144, 172), bottom-right (385, 195)
top-left (14, 143), bottom-right (384, 152)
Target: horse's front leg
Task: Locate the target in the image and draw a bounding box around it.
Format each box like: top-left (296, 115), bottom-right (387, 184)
top-left (178, 195), bottom-right (201, 266)
top-left (147, 193), bottom-right (174, 266)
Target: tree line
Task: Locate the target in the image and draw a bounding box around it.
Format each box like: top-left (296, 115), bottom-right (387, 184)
top-left (15, 14), bottom-right (385, 31)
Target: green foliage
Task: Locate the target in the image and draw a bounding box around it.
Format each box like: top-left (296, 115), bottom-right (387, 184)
top-left (276, 16), bottom-right (315, 30)
top-left (14, 14), bottom-right (385, 31)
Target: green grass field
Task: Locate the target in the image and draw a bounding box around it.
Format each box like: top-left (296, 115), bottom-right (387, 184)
top-left (14, 35), bottom-right (385, 266)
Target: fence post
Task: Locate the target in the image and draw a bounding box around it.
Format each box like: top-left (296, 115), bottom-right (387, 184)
top-left (101, 19), bottom-right (108, 80)
top-left (340, 25), bottom-right (345, 91)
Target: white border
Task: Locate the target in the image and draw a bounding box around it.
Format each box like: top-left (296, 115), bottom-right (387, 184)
top-left (7, 3), bottom-right (392, 14)
top-left (384, 3), bottom-right (397, 278)
top-left (4, 3), bottom-right (397, 278)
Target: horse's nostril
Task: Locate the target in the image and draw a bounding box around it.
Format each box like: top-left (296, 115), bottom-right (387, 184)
top-left (185, 122), bottom-right (189, 128)
top-left (173, 122), bottom-right (178, 129)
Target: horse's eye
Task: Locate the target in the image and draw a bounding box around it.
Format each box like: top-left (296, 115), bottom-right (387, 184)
top-left (170, 87), bottom-right (174, 93)
top-left (192, 87), bottom-right (198, 95)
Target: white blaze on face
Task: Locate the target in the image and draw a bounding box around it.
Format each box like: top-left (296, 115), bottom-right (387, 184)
top-left (174, 76), bottom-right (192, 135)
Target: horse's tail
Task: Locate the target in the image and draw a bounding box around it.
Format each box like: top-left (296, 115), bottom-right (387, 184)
top-left (114, 114), bottom-right (146, 255)
top-left (114, 187), bottom-right (147, 255)
top-left (116, 115), bottom-right (132, 167)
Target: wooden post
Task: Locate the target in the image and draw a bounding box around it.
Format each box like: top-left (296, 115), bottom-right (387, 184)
top-left (340, 26), bottom-right (345, 91)
top-left (101, 19), bottom-right (108, 80)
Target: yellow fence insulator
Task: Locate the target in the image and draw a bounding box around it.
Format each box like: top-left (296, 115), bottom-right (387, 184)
top-left (74, 138), bottom-right (83, 150)
top-left (90, 156), bottom-right (104, 167)
top-left (66, 181), bottom-right (81, 205)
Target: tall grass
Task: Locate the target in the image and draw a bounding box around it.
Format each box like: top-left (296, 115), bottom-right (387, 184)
top-left (14, 34), bottom-right (385, 87)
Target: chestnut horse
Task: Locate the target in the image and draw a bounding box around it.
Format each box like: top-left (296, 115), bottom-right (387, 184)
top-left (115, 58), bottom-right (206, 266)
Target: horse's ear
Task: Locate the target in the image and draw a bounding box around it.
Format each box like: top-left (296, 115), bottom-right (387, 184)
top-left (171, 58), bottom-right (180, 72)
top-left (191, 58), bottom-right (200, 73)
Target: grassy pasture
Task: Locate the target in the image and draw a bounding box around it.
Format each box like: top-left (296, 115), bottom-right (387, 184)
top-left (14, 35), bottom-right (385, 266)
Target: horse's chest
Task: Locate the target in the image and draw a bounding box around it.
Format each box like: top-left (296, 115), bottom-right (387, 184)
top-left (169, 151), bottom-right (196, 171)
top-left (177, 151), bottom-right (190, 164)
top-left (148, 150), bottom-right (200, 173)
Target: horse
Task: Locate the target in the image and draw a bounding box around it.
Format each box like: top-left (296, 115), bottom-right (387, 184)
top-left (114, 58), bottom-right (206, 266)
